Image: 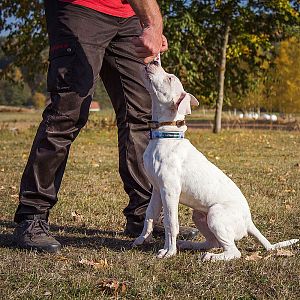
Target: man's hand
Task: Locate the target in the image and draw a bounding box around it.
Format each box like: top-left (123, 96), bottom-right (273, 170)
top-left (127, 0), bottom-right (168, 63)
top-left (133, 32), bottom-right (168, 64)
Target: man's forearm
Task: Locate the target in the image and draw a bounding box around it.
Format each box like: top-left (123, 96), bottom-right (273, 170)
top-left (127, 0), bottom-right (163, 32)
top-left (128, 0), bottom-right (166, 63)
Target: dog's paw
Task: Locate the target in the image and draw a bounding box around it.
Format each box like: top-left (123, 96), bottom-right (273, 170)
top-left (157, 248), bottom-right (177, 259)
top-left (201, 250), bottom-right (241, 261)
top-left (132, 233), bottom-right (154, 248)
top-left (201, 252), bottom-right (213, 261)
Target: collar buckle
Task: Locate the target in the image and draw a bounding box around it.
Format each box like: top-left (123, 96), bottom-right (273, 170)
top-left (147, 120), bottom-right (186, 129)
top-left (147, 121), bottom-right (160, 129)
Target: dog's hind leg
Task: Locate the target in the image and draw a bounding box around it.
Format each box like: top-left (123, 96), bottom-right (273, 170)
top-left (177, 210), bottom-right (220, 251)
top-left (133, 189), bottom-right (162, 246)
top-left (201, 204), bottom-right (241, 261)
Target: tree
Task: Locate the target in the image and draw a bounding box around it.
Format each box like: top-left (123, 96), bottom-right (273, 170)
top-left (271, 37), bottom-right (300, 113)
top-left (159, 0), bottom-right (300, 133)
top-left (32, 91), bottom-right (46, 109)
top-left (0, 1), bottom-right (47, 82)
top-left (0, 79), bottom-right (32, 106)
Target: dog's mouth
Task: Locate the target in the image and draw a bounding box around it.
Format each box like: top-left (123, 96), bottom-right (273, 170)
top-left (145, 60), bottom-right (159, 75)
top-left (143, 63), bottom-right (157, 94)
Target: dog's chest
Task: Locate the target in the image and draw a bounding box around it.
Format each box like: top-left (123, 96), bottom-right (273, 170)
top-left (143, 139), bottom-right (187, 183)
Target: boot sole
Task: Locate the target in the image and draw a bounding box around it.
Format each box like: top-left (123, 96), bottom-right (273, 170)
top-left (15, 243), bottom-right (61, 253)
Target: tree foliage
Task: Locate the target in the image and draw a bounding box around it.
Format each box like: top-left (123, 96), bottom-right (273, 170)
top-left (0, 78), bottom-right (31, 106)
top-left (159, 0), bottom-right (300, 102)
top-left (0, 0), bottom-right (47, 82)
top-left (271, 36), bottom-right (300, 113)
top-left (0, 1), bottom-right (300, 117)
top-left (230, 34), bottom-right (300, 114)
top-left (158, 0), bottom-right (299, 132)
top-left (32, 91), bottom-right (46, 108)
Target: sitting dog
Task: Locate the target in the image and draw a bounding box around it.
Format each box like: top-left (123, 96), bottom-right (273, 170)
top-left (133, 61), bottom-right (298, 261)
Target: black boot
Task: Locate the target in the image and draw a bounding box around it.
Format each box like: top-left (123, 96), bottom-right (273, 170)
top-left (13, 214), bottom-right (61, 253)
top-left (124, 214), bottom-right (199, 240)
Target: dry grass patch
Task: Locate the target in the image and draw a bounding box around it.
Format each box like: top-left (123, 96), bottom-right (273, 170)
top-left (0, 117), bottom-right (299, 299)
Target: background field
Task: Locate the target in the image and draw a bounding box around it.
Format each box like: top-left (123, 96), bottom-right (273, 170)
top-left (0, 112), bottom-right (299, 299)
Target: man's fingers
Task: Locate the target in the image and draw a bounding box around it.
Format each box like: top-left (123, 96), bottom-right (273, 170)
top-left (132, 36), bottom-right (159, 56)
top-left (160, 44), bottom-right (168, 53)
top-left (144, 56), bottom-right (156, 64)
top-left (132, 33), bottom-right (168, 63)
top-left (160, 35), bottom-right (168, 53)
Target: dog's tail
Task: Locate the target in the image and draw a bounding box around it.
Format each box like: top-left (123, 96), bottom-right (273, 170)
top-left (248, 222), bottom-right (298, 250)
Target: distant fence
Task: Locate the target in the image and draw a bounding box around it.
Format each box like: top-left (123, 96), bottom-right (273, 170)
top-left (187, 119), bottom-right (300, 131)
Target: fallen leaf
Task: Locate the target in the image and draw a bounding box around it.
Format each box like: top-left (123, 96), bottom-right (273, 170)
top-left (245, 252), bottom-right (263, 261)
top-left (98, 279), bottom-right (127, 297)
top-left (269, 217), bottom-right (276, 224)
top-left (264, 248), bottom-right (295, 259)
top-left (285, 204), bottom-right (293, 210)
top-left (79, 258), bottom-right (109, 269)
top-left (284, 189), bottom-right (296, 193)
top-left (56, 255), bottom-right (69, 262)
top-left (43, 291), bottom-right (52, 296)
top-left (120, 282), bottom-right (127, 295)
top-left (275, 249), bottom-right (295, 257)
top-left (71, 211), bottom-right (84, 222)
top-left (278, 176), bottom-right (287, 182)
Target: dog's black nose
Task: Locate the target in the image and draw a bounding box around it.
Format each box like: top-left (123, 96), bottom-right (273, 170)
top-left (151, 60), bottom-right (159, 66)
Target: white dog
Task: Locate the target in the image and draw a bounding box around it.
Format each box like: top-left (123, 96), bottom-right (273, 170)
top-left (133, 61), bottom-right (298, 261)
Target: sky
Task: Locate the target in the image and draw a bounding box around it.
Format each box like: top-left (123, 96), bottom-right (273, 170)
top-left (0, 17), bottom-right (16, 37)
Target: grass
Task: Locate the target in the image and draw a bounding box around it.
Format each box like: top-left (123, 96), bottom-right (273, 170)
top-left (0, 111), bottom-right (299, 299)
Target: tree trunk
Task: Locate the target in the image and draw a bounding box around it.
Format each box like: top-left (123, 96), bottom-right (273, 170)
top-left (213, 21), bottom-right (230, 134)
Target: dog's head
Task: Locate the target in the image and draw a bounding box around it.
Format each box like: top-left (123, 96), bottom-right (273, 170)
top-left (143, 61), bottom-right (199, 117)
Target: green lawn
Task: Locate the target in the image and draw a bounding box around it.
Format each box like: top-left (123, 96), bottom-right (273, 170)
top-left (0, 112), bottom-right (299, 299)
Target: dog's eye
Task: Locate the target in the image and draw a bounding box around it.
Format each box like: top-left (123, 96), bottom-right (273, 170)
top-left (168, 77), bottom-right (172, 82)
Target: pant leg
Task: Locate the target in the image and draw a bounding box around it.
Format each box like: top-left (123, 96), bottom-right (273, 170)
top-left (100, 16), bottom-right (152, 223)
top-left (14, 2), bottom-right (117, 222)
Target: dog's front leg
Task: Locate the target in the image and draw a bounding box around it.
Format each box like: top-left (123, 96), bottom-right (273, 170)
top-left (132, 189), bottom-right (162, 246)
top-left (157, 188), bottom-right (180, 258)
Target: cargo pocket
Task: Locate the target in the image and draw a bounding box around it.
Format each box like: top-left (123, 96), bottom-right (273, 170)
top-left (47, 41), bottom-right (77, 93)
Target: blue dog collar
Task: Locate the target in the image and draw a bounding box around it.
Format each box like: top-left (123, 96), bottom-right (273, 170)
top-left (150, 131), bottom-right (185, 139)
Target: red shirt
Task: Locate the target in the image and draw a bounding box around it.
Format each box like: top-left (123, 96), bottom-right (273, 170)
top-left (60, 0), bottom-right (135, 18)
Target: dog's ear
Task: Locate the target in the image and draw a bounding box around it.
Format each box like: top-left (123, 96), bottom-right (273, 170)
top-left (176, 93), bottom-right (199, 115)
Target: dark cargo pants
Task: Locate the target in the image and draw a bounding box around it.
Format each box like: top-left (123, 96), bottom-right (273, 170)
top-left (14, 1), bottom-right (152, 224)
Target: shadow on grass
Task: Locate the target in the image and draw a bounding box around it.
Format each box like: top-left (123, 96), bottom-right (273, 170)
top-left (0, 220), bottom-right (159, 253)
top-left (0, 220), bottom-right (15, 248)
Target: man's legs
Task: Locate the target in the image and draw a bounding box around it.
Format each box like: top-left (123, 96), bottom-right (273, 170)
top-left (13, 2), bottom-right (117, 251)
top-left (100, 16), bottom-right (152, 232)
